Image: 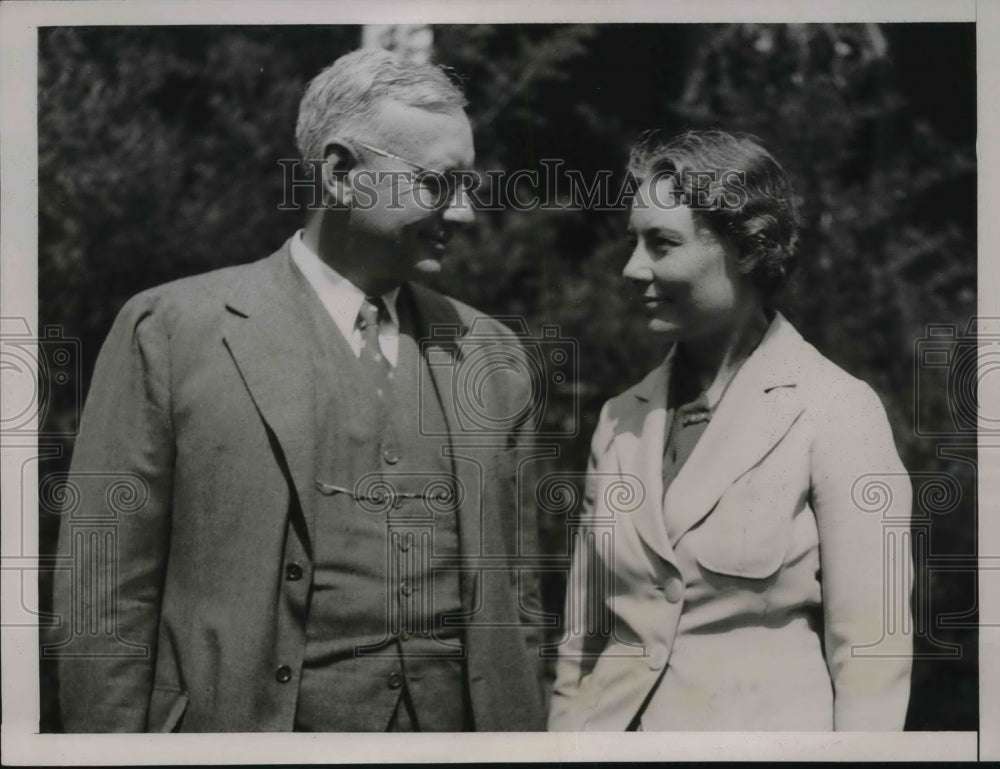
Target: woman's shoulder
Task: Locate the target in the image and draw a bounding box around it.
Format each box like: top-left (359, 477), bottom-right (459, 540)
top-left (777, 319), bottom-right (883, 406)
top-left (769, 317), bottom-right (893, 436)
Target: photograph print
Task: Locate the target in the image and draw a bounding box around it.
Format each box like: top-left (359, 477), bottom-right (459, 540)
top-left (14, 17), bottom-right (979, 744)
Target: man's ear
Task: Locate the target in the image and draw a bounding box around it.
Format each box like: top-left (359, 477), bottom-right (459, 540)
top-left (321, 139), bottom-right (358, 208)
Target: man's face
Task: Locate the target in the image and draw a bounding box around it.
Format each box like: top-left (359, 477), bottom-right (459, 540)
top-left (343, 100), bottom-right (475, 285)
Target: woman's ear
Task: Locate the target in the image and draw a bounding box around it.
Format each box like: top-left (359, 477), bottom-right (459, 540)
top-left (735, 250), bottom-right (760, 276)
top-left (321, 139), bottom-right (358, 208)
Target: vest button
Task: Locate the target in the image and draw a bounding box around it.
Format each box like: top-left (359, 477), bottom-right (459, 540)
top-left (383, 449), bottom-right (400, 465)
top-left (664, 578), bottom-right (684, 604)
top-left (274, 665), bottom-right (292, 683)
top-left (387, 672), bottom-right (403, 690)
top-left (285, 563), bottom-right (303, 581)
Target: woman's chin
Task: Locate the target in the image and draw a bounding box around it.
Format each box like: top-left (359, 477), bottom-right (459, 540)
top-left (647, 316), bottom-right (684, 337)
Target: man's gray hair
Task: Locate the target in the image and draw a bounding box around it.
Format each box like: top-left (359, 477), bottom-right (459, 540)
top-left (295, 47), bottom-right (467, 168)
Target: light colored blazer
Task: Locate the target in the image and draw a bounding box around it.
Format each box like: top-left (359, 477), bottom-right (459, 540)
top-left (549, 313), bottom-right (912, 731)
top-left (53, 241), bottom-right (546, 732)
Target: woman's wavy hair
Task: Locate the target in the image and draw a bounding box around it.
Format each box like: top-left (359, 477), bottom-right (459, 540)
top-left (627, 130), bottom-right (800, 300)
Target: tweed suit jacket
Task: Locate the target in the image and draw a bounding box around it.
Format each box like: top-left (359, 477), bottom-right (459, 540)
top-left (548, 313), bottom-right (912, 731)
top-left (54, 241), bottom-right (546, 732)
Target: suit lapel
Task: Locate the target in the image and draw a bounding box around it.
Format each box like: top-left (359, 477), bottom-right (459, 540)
top-left (406, 283), bottom-right (481, 609)
top-left (611, 352), bottom-right (677, 565)
top-left (221, 244), bottom-right (318, 552)
top-left (662, 313), bottom-right (808, 546)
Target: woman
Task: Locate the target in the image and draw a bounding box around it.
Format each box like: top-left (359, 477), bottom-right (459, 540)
top-left (548, 131), bottom-right (912, 731)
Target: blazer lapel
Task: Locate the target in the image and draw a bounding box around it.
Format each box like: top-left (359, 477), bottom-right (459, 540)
top-left (611, 352), bottom-right (677, 565)
top-left (221, 244), bottom-right (318, 551)
top-left (663, 313), bottom-right (808, 546)
top-left (406, 283), bottom-right (480, 609)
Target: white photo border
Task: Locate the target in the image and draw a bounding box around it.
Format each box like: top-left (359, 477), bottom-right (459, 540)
top-left (1, 0), bottom-right (990, 763)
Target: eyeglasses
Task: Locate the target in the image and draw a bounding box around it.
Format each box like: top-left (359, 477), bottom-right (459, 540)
top-left (351, 140), bottom-right (459, 207)
top-left (352, 140), bottom-right (444, 176)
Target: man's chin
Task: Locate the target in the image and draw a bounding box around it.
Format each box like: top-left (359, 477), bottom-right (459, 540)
top-left (412, 257), bottom-right (444, 274)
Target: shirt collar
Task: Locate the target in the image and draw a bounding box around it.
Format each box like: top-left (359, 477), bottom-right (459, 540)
top-left (288, 230), bottom-right (400, 335)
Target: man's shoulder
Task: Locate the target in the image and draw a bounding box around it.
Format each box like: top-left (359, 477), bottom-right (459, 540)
top-left (114, 250), bottom-right (287, 329)
top-left (407, 282), bottom-right (521, 342)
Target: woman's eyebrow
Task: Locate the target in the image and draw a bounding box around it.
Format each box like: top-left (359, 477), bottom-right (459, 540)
top-left (646, 226), bottom-right (686, 241)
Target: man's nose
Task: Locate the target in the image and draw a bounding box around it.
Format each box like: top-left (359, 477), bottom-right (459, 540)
top-left (622, 246), bottom-right (653, 283)
top-left (442, 187), bottom-right (475, 224)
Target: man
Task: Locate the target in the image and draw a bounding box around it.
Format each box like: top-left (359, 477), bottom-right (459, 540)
top-left (53, 48), bottom-right (546, 732)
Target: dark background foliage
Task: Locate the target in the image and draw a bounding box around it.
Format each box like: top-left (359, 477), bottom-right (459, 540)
top-left (37, 23), bottom-right (976, 731)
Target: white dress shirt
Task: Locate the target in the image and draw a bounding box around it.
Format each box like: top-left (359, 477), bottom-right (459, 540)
top-left (289, 230), bottom-right (400, 367)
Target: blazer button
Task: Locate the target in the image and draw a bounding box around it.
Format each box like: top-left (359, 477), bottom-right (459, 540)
top-left (383, 449), bottom-right (400, 465)
top-left (285, 563), bottom-right (303, 581)
top-left (664, 578), bottom-right (684, 604)
top-left (275, 665), bottom-right (293, 683)
top-left (387, 672), bottom-right (403, 690)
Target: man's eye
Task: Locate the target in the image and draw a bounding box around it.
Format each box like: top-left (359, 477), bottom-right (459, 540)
top-left (416, 171), bottom-right (450, 204)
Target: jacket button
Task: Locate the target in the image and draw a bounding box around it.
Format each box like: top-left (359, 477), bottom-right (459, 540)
top-left (400, 581), bottom-right (412, 597)
top-left (387, 672), bottom-right (403, 690)
top-left (383, 449), bottom-right (400, 465)
top-left (285, 563), bottom-right (303, 581)
top-left (275, 665), bottom-right (292, 683)
top-left (664, 578), bottom-right (684, 604)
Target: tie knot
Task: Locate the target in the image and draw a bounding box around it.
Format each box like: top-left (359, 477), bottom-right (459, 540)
top-left (358, 295), bottom-right (388, 330)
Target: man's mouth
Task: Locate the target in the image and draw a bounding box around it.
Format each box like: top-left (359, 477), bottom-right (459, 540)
top-left (420, 232), bottom-right (449, 252)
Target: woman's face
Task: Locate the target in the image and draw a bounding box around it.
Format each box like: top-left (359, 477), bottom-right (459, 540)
top-left (624, 176), bottom-right (757, 342)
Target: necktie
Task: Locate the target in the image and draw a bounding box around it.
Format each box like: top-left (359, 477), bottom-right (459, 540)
top-left (357, 294), bottom-right (392, 399)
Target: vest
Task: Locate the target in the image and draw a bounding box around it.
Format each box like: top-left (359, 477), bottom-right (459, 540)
top-left (291, 276), bottom-right (467, 732)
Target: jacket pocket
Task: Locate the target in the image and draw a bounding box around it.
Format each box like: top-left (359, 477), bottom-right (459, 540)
top-left (147, 687), bottom-right (189, 733)
top-left (690, 476), bottom-right (797, 580)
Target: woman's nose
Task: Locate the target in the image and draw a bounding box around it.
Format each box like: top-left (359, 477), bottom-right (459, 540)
top-left (622, 247), bottom-right (653, 283)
